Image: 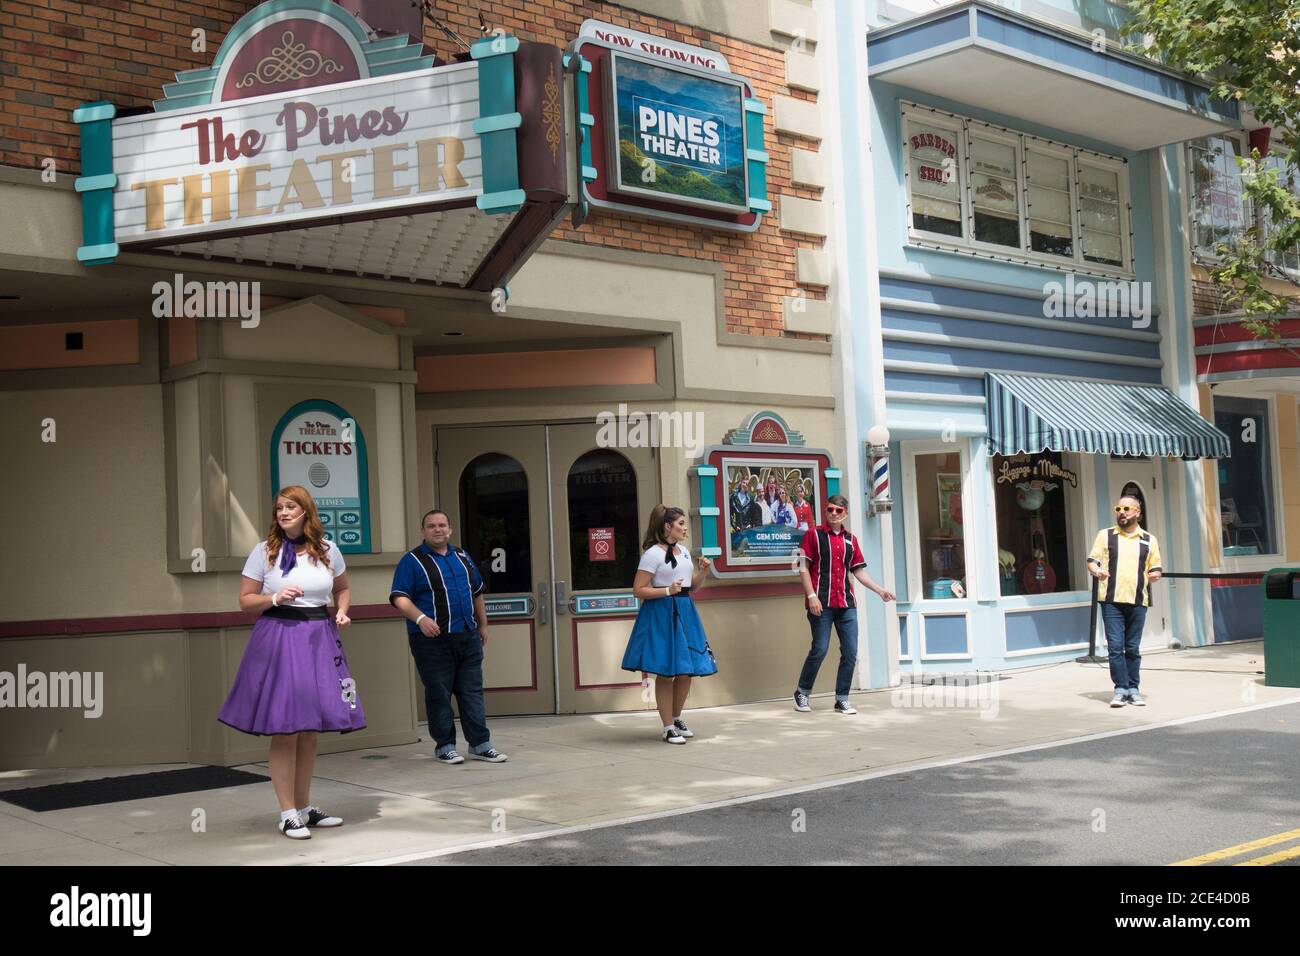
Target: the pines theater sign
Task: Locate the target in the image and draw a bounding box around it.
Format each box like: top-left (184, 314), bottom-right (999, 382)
top-left (72, 0), bottom-right (570, 290)
top-left (570, 20), bottom-right (769, 232)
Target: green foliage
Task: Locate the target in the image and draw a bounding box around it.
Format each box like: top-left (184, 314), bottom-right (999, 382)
top-left (617, 137), bottom-right (744, 206)
top-left (1127, 0), bottom-right (1300, 335)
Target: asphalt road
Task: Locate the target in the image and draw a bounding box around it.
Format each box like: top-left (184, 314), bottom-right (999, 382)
top-left (411, 701), bottom-right (1300, 866)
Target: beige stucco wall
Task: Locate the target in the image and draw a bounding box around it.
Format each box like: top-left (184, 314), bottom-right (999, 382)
top-left (0, 385), bottom-right (180, 620)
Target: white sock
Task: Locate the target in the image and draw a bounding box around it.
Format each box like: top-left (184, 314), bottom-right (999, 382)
top-left (664, 725), bottom-right (676, 733)
top-left (280, 809), bottom-right (300, 824)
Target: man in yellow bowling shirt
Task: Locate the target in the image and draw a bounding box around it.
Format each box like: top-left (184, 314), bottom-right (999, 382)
top-left (1087, 496), bottom-right (1163, 708)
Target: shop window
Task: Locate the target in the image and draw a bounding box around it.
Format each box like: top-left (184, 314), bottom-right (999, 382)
top-left (993, 452), bottom-right (1081, 596)
top-left (1026, 148), bottom-right (1074, 259)
top-left (970, 134), bottom-right (1020, 248)
top-left (1215, 397), bottom-right (1276, 555)
top-left (567, 449), bottom-right (639, 591)
top-left (906, 117), bottom-right (963, 238)
top-left (458, 453), bottom-right (532, 594)
top-left (901, 104), bottom-right (1130, 274)
top-left (1189, 134), bottom-right (1247, 255)
top-left (913, 451), bottom-right (967, 599)
top-left (1080, 162), bottom-right (1123, 267)
top-left (1261, 153), bottom-right (1300, 273)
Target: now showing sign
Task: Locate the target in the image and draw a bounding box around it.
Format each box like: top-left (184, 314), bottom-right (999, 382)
top-left (607, 53), bottom-right (748, 213)
top-left (109, 62), bottom-right (482, 245)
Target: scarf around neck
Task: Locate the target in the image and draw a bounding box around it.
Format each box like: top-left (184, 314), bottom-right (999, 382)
top-left (279, 534), bottom-right (308, 575)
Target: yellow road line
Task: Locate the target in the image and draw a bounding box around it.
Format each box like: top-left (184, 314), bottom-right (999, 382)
top-left (1171, 827), bottom-right (1300, 866)
top-left (1237, 843), bottom-right (1300, 867)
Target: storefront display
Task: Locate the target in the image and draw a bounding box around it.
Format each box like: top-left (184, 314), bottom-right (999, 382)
top-left (992, 452), bottom-right (1078, 596)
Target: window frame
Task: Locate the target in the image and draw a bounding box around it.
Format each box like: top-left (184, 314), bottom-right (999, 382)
top-left (1212, 390), bottom-right (1287, 569)
top-left (900, 102), bottom-right (1135, 279)
top-left (901, 109), bottom-right (967, 245)
top-left (1186, 130), bottom-right (1250, 261)
top-left (965, 122), bottom-right (1027, 256)
top-left (900, 439), bottom-right (979, 606)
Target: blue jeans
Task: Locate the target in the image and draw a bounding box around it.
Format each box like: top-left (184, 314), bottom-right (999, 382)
top-left (797, 607), bottom-right (858, 701)
top-left (1100, 602), bottom-right (1146, 694)
top-left (407, 631), bottom-right (494, 756)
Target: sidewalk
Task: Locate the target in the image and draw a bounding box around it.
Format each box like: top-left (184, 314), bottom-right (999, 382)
top-left (2, 641), bottom-right (1295, 865)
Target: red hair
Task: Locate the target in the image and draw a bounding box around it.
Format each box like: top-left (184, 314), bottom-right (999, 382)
top-left (261, 485), bottom-right (332, 571)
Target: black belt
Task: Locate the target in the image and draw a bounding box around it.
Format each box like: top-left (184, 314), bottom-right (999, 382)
top-left (671, 586), bottom-right (692, 596)
top-left (264, 605), bottom-right (330, 621)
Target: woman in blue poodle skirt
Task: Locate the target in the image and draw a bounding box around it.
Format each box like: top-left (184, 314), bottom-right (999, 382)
top-left (622, 504), bottom-right (716, 744)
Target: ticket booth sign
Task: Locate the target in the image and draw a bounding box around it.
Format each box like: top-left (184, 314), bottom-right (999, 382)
top-left (270, 398), bottom-right (371, 553)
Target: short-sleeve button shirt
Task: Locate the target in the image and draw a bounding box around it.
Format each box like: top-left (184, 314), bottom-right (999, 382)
top-left (389, 543), bottom-right (485, 635)
top-left (800, 525), bottom-right (868, 609)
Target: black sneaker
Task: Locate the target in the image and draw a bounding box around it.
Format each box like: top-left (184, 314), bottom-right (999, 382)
top-left (662, 726), bottom-right (686, 744)
top-left (793, 691), bottom-right (811, 712)
top-left (436, 750), bottom-right (465, 765)
top-left (833, 700), bottom-right (858, 715)
top-left (672, 717), bottom-right (694, 738)
top-left (470, 748), bottom-right (508, 763)
top-left (278, 814), bottom-right (311, 840)
top-left (303, 806), bottom-right (343, 828)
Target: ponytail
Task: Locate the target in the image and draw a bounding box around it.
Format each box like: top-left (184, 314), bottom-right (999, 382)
top-left (642, 504), bottom-right (686, 551)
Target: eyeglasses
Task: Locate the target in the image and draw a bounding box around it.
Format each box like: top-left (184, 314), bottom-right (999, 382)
top-left (826, 506), bottom-right (846, 514)
top-left (1114, 506), bottom-right (1138, 513)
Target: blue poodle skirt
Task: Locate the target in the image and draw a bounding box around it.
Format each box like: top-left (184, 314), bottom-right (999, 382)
top-left (621, 593), bottom-right (718, 678)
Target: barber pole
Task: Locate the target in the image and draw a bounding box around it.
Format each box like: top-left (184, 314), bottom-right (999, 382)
top-left (865, 426), bottom-right (893, 515)
top-left (871, 455), bottom-right (890, 511)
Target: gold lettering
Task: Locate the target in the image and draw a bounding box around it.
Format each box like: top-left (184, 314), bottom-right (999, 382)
top-left (182, 171), bottom-right (232, 226)
top-left (417, 136), bottom-right (468, 192)
top-left (371, 143), bottom-right (412, 199)
top-left (275, 158), bottom-right (326, 214)
top-left (237, 164), bottom-right (274, 218)
top-left (314, 149), bottom-right (368, 205)
top-left (131, 177), bottom-right (178, 231)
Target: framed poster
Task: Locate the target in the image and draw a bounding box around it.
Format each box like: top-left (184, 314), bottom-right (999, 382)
top-left (606, 51), bottom-right (749, 213)
top-left (721, 457), bottom-right (821, 566)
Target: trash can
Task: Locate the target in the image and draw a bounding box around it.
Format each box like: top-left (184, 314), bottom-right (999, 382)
top-left (1263, 567), bottom-right (1300, 688)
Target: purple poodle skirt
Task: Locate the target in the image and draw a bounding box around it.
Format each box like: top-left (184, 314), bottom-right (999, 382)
top-left (218, 610), bottom-right (366, 736)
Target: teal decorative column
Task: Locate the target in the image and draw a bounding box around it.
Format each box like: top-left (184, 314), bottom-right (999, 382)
top-left (691, 464), bottom-right (723, 558)
top-left (72, 101), bottom-right (118, 265)
top-left (744, 97), bottom-right (771, 216)
top-left (471, 35), bottom-right (524, 215)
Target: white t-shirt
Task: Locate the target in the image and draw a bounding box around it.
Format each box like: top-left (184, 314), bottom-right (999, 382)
top-left (241, 540), bottom-right (346, 607)
top-left (637, 543), bottom-right (693, 588)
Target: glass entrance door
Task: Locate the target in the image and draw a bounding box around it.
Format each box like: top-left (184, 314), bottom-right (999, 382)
top-left (435, 425), bottom-right (554, 715)
top-left (434, 422), bottom-right (658, 716)
top-left (1107, 457), bottom-right (1170, 649)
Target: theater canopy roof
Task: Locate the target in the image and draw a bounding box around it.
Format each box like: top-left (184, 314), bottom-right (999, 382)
top-left (72, 0), bottom-right (572, 292)
top-left (868, 0), bottom-right (1239, 151)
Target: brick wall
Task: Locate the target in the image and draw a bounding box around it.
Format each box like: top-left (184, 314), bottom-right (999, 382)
top-left (0, 0), bottom-right (825, 340)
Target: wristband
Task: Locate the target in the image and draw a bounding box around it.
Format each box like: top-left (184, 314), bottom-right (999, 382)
top-left (416, 614), bottom-right (427, 625)
top-left (271, 593), bottom-right (280, 607)
top-left (807, 593), bottom-right (816, 600)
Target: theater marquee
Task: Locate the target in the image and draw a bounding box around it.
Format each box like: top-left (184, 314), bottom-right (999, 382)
top-left (73, 0), bottom-right (572, 291)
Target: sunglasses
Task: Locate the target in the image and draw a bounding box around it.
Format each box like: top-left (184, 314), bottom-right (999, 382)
top-left (1114, 506), bottom-right (1138, 513)
top-left (826, 506), bottom-right (846, 514)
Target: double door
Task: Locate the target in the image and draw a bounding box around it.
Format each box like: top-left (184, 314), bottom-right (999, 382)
top-left (434, 422), bottom-right (658, 714)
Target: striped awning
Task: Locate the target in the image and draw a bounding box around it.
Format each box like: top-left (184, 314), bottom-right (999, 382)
top-left (985, 373), bottom-right (1232, 459)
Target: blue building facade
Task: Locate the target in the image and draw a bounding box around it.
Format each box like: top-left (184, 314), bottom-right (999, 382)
top-left (831, 0), bottom-right (1240, 684)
